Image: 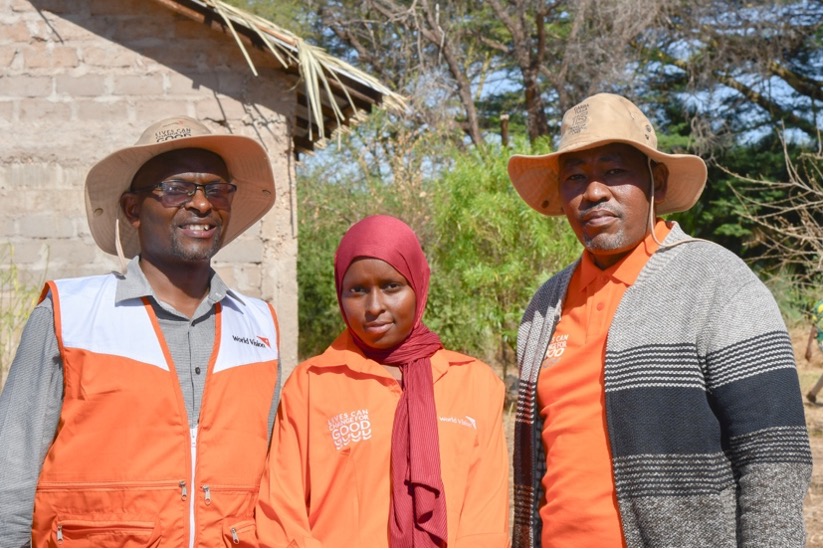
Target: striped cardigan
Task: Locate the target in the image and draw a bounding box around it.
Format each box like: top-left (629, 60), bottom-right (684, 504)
top-left (512, 224), bottom-right (811, 547)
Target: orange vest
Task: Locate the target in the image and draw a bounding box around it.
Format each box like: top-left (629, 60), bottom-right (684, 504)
top-left (31, 274), bottom-right (279, 547)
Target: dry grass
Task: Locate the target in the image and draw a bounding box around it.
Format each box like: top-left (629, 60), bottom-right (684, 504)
top-left (0, 244), bottom-right (44, 388)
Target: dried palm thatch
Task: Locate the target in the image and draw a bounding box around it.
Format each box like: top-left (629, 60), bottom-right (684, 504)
top-left (152, 0), bottom-right (407, 154)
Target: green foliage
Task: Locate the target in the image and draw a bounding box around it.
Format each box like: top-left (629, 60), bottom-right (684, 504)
top-left (639, 1), bottom-right (822, 143)
top-left (296, 110), bottom-right (464, 359)
top-left (286, 0), bottom-right (821, 369)
top-left (296, 207), bottom-right (345, 360)
top-left (296, 132), bottom-right (580, 374)
top-left (427, 141), bottom-right (579, 372)
top-left (761, 268), bottom-right (822, 328)
top-left (670, 133), bottom-right (810, 258)
top-left (0, 244), bottom-right (43, 389)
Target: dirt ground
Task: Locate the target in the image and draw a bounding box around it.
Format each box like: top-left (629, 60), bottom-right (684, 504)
top-left (501, 325), bottom-right (824, 546)
top-left (791, 325), bottom-right (823, 548)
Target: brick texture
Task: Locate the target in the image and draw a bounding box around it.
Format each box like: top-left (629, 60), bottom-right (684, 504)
top-left (24, 44), bottom-right (79, 69)
top-left (55, 74), bottom-right (106, 96)
top-left (0, 46), bottom-right (21, 69)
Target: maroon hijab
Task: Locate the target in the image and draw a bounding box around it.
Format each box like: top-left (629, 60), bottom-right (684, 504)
top-left (334, 215), bottom-right (447, 548)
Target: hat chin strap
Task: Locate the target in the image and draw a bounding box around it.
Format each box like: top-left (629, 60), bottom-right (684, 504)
top-left (648, 160), bottom-right (665, 247)
top-left (115, 218), bottom-right (129, 275)
top-left (647, 158), bottom-right (707, 251)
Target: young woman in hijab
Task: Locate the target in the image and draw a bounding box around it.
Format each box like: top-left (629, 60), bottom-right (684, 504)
top-left (256, 214), bottom-right (509, 548)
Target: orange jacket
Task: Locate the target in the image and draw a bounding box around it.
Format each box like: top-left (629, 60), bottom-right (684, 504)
top-left (256, 331), bottom-right (509, 547)
top-left (31, 275), bottom-right (279, 547)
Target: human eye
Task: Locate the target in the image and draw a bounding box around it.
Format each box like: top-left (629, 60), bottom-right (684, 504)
top-left (160, 181), bottom-right (193, 196)
top-left (383, 280), bottom-right (407, 292)
top-left (205, 182), bottom-right (236, 197)
top-left (559, 172), bottom-right (584, 191)
top-left (603, 164), bottom-right (634, 182)
top-left (345, 285), bottom-right (366, 296)
top-left (559, 166), bottom-right (584, 182)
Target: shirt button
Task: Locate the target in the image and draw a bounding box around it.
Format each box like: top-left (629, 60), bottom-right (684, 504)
top-left (195, 367), bottom-right (202, 375)
top-left (596, 302), bottom-right (605, 311)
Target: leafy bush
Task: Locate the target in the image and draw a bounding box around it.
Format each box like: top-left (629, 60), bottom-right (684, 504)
top-left (0, 244), bottom-right (44, 389)
top-left (427, 142), bottom-right (579, 373)
top-left (296, 136), bottom-right (579, 375)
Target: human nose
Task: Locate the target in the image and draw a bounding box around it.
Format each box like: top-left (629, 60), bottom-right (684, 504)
top-left (581, 178), bottom-right (610, 204)
top-left (184, 187), bottom-right (213, 212)
top-left (364, 290), bottom-right (384, 315)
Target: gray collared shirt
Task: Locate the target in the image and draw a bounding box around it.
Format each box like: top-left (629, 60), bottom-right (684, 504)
top-left (115, 256), bottom-right (236, 427)
top-left (0, 257), bottom-right (279, 546)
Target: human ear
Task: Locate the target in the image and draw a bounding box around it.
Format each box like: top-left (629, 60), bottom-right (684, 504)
top-left (652, 162), bottom-right (669, 204)
top-left (120, 193), bottom-right (141, 228)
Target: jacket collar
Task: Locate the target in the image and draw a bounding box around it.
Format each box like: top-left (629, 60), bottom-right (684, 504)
top-left (310, 330), bottom-right (451, 383)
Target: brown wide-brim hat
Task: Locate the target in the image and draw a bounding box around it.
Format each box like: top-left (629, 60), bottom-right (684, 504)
top-left (508, 93), bottom-right (707, 216)
top-left (85, 116), bottom-right (276, 258)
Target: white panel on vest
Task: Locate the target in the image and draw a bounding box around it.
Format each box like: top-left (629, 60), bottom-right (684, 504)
top-left (55, 276), bottom-right (169, 370)
top-left (214, 295), bottom-right (279, 374)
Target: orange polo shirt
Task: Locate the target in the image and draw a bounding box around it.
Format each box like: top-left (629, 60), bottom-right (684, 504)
top-left (537, 220), bottom-right (671, 548)
top-left (256, 330), bottom-right (510, 548)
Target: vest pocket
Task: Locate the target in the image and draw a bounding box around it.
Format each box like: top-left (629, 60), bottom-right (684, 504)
top-left (198, 484), bottom-right (258, 547)
top-left (51, 517), bottom-right (160, 547)
top-left (199, 483), bottom-right (258, 504)
top-left (222, 518), bottom-right (257, 547)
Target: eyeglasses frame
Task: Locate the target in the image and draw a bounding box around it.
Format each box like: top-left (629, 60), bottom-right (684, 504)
top-left (132, 179), bottom-right (238, 209)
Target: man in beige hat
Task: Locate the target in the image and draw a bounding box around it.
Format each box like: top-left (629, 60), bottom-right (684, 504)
top-left (509, 93), bottom-right (810, 547)
top-left (0, 117), bottom-right (281, 547)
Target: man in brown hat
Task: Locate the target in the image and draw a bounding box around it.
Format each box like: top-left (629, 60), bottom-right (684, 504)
top-left (0, 117), bottom-right (281, 547)
top-left (508, 93), bottom-right (811, 547)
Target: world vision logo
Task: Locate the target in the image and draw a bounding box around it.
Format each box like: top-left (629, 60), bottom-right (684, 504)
top-left (439, 415), bottom-right (477, 430)
top-left (328, 409), bottom-right (372, 451)
top-left (231, 334), bottom-right (271, 349)
top-left (542, 333), bottom-right (568, 368)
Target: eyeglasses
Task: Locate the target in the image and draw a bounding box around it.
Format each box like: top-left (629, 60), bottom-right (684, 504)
top-left (138, 180), bottom-right (238, 209)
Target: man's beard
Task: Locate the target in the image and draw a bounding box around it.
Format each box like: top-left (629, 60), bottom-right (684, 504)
top-left (169, 230), bottom-right (223, 262)
top-left (583, 229), bottom-right (627, 253)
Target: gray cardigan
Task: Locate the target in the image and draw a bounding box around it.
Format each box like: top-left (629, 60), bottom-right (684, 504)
top-left (512, 224), bottom-right (811, 547)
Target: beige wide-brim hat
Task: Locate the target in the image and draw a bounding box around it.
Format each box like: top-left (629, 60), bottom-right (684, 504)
top-left (85, 116), bottom-right (276, 258)
top-left (508, 93), bottom-right (707, 216)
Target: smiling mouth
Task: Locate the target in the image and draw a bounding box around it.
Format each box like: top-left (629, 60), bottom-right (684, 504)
top-left (178, 222), bottom-right (218, 238)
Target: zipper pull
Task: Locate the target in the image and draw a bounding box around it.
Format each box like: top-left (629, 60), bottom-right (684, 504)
top-left (56, 523), bottom-right (63, 543)
top-left (179, 480), bottom-right (188, 500)
top-left (203, 484), bottom-right (211, 505)
top-left (231, 527), bottom-right (239, 544)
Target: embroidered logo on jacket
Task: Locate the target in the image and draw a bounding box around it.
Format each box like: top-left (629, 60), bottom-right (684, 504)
top-left (439, 415), bottom-right (477, 429)
top-left (328, 409), bottom-right (372, 450)
top-left (231, 335), bottom-right (271, 348)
